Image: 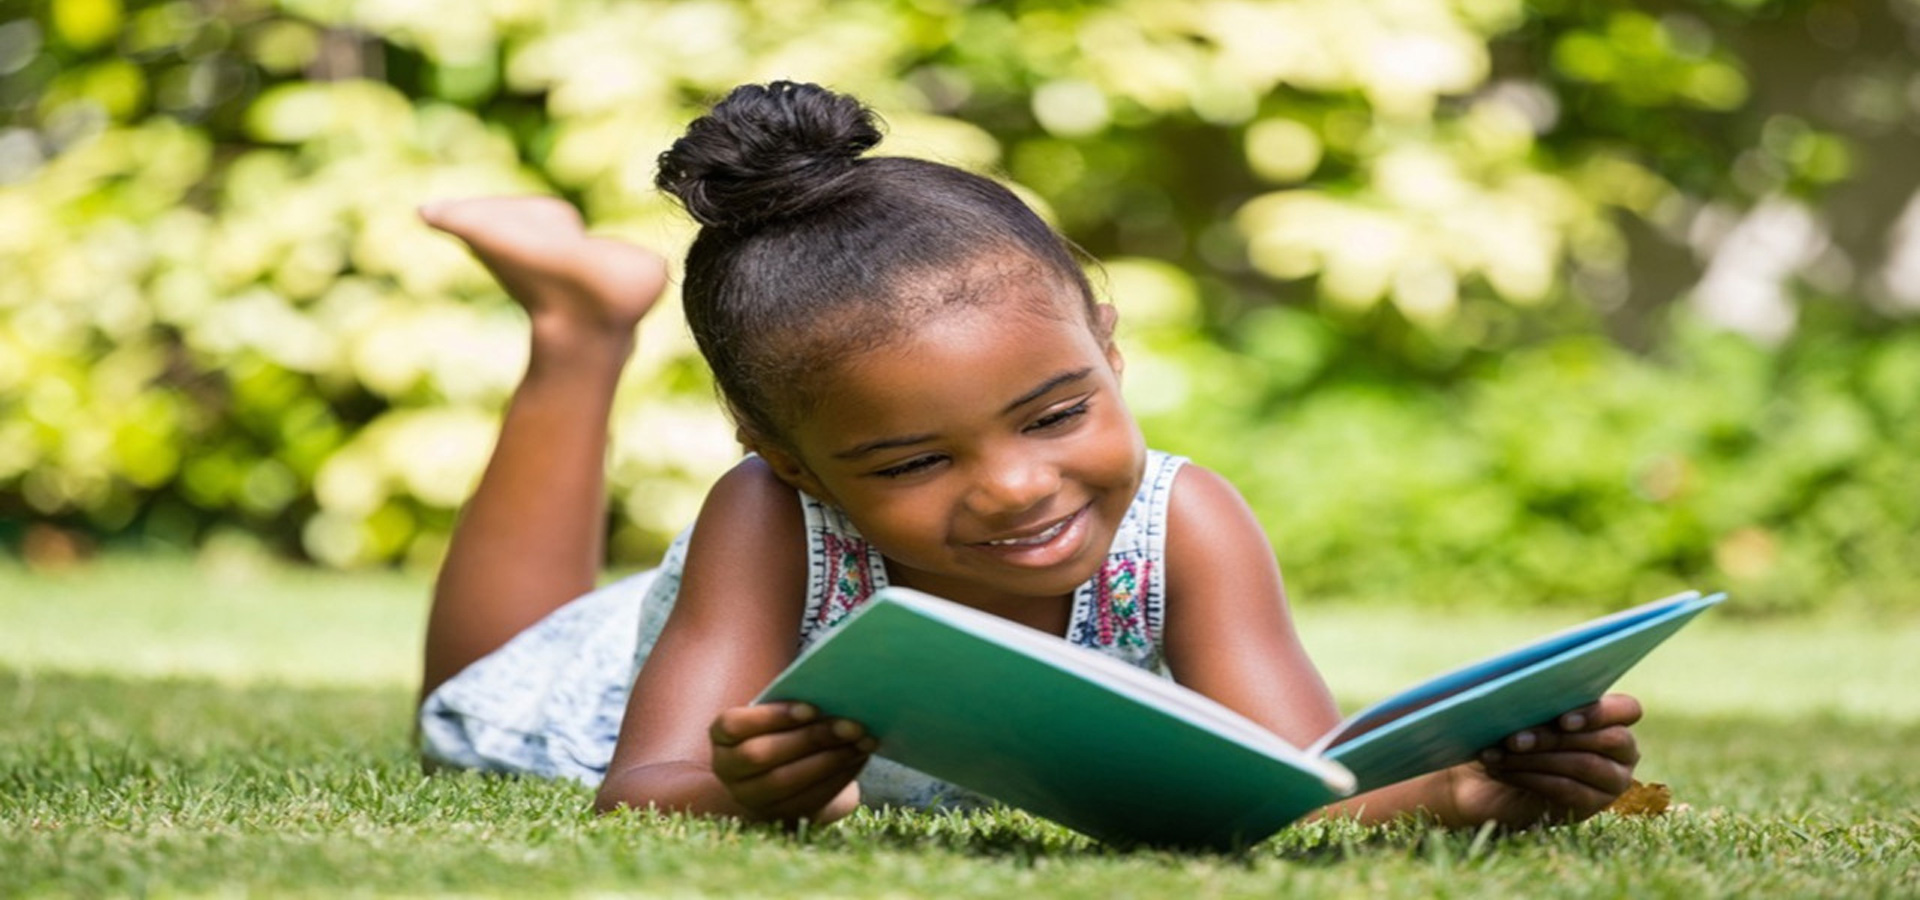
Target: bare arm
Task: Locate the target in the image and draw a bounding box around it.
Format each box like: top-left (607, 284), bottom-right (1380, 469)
top-left (1161, 465), bottom-right (1342, 746)
top-left (594, 458), bottom-right (871, 824)
top-left (1161, 464), bottom-right (1640, 828)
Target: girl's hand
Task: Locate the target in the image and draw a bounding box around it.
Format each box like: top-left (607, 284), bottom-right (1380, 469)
top-left (708, 702), bottom-right (877, 821)
top-left (1445, 693), bottom-right (1644, 829)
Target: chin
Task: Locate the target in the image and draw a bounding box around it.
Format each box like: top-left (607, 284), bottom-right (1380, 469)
top-left (1018, 543), bottom-right (1116, 597)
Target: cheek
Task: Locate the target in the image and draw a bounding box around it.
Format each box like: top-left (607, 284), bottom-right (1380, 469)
top-left (849, 489), bottom-right (952, 547)
top-left (1087, 407), bottom-right (1146, 482)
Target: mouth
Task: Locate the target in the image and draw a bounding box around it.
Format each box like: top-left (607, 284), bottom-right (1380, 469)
top-left (970, 504), bottom-right (1092, 567)
top-left (981, 515), bottom-right (1074, 548)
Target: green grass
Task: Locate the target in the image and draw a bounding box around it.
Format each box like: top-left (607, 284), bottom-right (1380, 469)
top-left (3, 556), bottom-right (1917, 897)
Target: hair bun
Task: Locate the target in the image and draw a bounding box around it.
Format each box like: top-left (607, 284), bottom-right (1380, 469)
top-left (656, 81), bottom-right (883, 230)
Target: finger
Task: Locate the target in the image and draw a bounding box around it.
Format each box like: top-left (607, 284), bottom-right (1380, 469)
top-left (1483, 768), bottom-right (1623, 818)
top-left (1555, 694), bottom-right (1644, 732)
top-left (1479, 749), bottom-right (1636, 796)
top-left (1489, 724), bottom-right (1640, 765)
top-left (713, 718), bottom-right (872, 781)
top-left (727, 741), bottom-right (873, 818)
top-left (709, 702), bottom-right (819, 748)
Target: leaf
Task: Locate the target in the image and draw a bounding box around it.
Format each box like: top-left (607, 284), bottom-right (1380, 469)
top-left (1605, 780), bottom-right (1672, 816)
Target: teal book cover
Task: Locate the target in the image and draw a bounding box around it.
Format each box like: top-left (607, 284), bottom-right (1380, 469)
top-left (759, 588), bottom-right (1721, 848)
top-left (757, 590), bottom-right (1354, 849)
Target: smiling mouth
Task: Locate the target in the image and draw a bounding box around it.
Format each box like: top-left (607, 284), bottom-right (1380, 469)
top-left (981, 516), bottom-right (1073, 548)
top-left (975, 502), bottom-right (1091, 550)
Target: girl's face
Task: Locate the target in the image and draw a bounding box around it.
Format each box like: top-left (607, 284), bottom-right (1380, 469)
top-left (765, 280), bottom-right (1147, 617)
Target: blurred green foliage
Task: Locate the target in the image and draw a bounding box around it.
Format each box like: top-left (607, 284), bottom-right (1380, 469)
top-left (1129, 307), bottom-right (1920, 613)
top-left (2, 0), bottom-right (1916, 612)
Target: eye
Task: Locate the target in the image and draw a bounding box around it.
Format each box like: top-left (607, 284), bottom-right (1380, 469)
top-left (1026, 400), bottom-right (1090, 433)
top-left (874, 454), bottom-right (946, 478)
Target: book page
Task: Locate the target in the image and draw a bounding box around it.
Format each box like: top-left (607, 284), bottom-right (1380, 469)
top-left (1309, 591), bottom-right (1707, 754)
top-left (1310, 591), bottom-right (1722, 793)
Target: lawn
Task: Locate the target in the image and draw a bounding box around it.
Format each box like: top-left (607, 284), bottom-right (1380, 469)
top-left (3, 556), bottom-right (1916, 897)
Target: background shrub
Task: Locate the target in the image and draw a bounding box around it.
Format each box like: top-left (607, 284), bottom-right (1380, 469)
top-left (3, 0), bottom-right (1916, 613)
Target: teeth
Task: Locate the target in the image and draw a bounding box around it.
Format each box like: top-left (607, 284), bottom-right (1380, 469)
top-left (987, 518), bottom-right (1069, 547)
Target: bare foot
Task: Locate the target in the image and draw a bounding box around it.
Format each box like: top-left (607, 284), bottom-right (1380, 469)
top-left (420, 196), bottom-right (669, 344)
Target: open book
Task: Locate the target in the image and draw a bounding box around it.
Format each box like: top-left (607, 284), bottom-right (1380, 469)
top-left (758, 588), bottom-right (1723, 848)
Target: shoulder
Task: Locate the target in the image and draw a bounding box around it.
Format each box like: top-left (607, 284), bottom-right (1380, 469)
top-left (704, 454), bottom-right (806, 521)
top-left (1166, 461), bottom-right (1264, 547)
top-left (1163, 460), bottom-right (1280, 607)
top-left (677, 456), bottom-right (809, 625)
top-left (694, 455), bottom-right (807, 556)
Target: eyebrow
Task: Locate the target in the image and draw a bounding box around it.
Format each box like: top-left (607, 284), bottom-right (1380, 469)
top-left (833, 432), bottom-right (940, 460)
top-left (1002, 367), bottom-right (1093, 415)
top-left (831, 367), bottom-right (1095, 460)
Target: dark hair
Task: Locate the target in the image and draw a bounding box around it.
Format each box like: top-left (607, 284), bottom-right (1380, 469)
top-left (655, 81), bottom-right (1097, 445)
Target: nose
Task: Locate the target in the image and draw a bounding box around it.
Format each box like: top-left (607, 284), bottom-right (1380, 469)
top-left (966, 452), bottom-right (1060, 519)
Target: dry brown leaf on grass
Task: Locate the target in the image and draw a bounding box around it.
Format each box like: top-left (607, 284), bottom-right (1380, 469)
top-left (1605, 780), bottom-right (1673, 816)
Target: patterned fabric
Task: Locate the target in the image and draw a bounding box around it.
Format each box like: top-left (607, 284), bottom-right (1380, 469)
top-left (1090, 558), bottom-right (1151, 650)
top-left (802, 523), bottom-right (883, 642)
top-left (418, 450), bottom-right (1189, 809)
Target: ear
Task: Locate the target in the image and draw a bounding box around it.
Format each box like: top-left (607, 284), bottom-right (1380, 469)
top-left (1094, 303), bottom-right (1125, 378)
top-left (746, 439), bottom-right (834, 503)
top-left (731, 406), bottom-right (836, 501)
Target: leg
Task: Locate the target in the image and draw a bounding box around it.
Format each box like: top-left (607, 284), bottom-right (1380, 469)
top-left (417, 197), bottom-right (669, 699)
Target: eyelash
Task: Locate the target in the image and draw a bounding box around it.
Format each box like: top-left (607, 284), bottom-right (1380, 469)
top-left (1028, 400), bottom-right (1090, 432)
top-left (871, 401), bottom-right (1092, 479)
top-left (875, 455), bottom-right (942, 478)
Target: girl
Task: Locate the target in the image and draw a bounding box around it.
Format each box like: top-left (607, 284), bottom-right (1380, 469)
top-left (417, 81), bottom-right (1643, 831)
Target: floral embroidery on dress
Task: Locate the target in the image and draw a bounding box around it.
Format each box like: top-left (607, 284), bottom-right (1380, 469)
top-left (1093, 557), bottom-right (1152, 650)
top-left (816, 532), bottom-right (875, 629)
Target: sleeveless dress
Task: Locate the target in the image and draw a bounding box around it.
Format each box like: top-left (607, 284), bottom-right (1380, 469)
top-left (419, 450), bottom-right (1187, 809)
